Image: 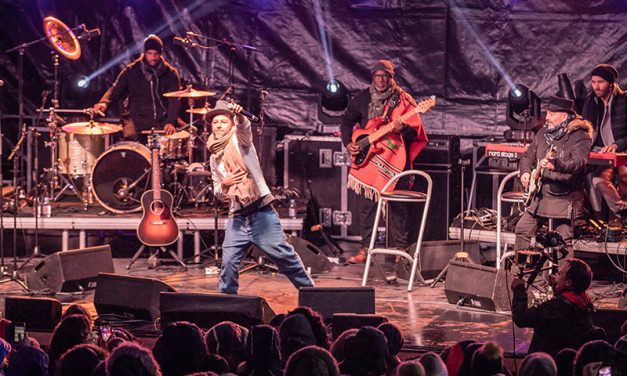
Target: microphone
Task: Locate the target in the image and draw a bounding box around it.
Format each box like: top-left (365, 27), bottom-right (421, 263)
top-left (227, 103), bottom-right (259, 122)
top-left (78, 26), bottom-right (101, 41)
top-left (173, 36), bottom-right (193, 48)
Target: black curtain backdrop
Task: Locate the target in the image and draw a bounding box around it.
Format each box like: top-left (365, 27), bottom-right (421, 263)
top-left (1, 0), bottom-right (626, 139)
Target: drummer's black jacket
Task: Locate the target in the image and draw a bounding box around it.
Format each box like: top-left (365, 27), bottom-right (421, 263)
top-left (98, 55), bottom-right (180, 134)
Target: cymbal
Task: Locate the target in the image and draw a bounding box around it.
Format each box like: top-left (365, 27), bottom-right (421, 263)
top-left (43, 16), bottom-right (81, 60)
top-left (62, 121), bottom-right (122, 135)
top-left (185, 107), bottom-right (211, 115)
top-left (163, 85), bottom-right (216, 98)
top-left (164, 130), bottom-right (190, 139)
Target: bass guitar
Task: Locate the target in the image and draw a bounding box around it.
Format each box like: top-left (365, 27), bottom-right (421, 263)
top-left (351, 96), bottom-right (436, 168)
top-left (137, 134), bottom-right (179, 246)
top-left (523, 146), bottom-right (556, 206)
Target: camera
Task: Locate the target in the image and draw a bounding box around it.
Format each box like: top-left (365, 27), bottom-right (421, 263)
top-left (13, 322), bottom-right (26, 344)
top-left (99, 323), bottom-right (112, 342)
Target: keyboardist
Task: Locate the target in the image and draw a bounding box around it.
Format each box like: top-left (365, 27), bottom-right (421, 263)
top-left (581, 64), bottom-right (627, 220)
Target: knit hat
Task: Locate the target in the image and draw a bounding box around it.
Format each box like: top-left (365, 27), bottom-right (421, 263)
top-left (371, 59), bottom-right (395, 78)
top-left (144, 34), bottom-right (163, 54)
top-left (590, 64), bottom-right (618, 83)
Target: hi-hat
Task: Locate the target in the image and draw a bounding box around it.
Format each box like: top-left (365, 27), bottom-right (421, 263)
top-left (43, 16), bottom-right (81, 60)
top-left (163, 85), bottom-right (216, 98)
top-left (164, 130), bottom-right (190, 139)
top-left (62, 121), bottom-right (122, 135)
top-left (185, 107), bottom-right (211, 115)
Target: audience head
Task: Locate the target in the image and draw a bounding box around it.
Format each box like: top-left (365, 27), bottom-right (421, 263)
top-left (153, 321), bottom-right (207, 376)
top-left (555, 348), bottom-right (577, 376)
top-left (107, 342), bottom-right (161, 376)
top-left (341, 326), bottom-right (389, 376)
top-left (456, 341), bottom-right (482, 376)
top-left (440, 340), bottom-right (476, 376)
top-left (199, 353), bottom-right (229, 375)
top-left (284, 345), bottom-right (339, 376)
top-left (269, 313), bottom-right (286, 329)
top-left (419, 352), bottom-right (448, 376)
top-left (280, 313), bottom-right (320, 361)
top-left (470, 342), bottom-right (504, 376)
top-left (48, 314), bottom-right (92, 371)
top-left (63, 304), bottom-right (91, 323)
top-left (6, 346), bottom-right (49, 376)
top-left (378, 322), bottom-right (404, 356)
top-left (573, 340), bottom-right (614, 376)
top-left (614, 334), bottom-right (627, 374)
top-left (330, 328), bottom-right (358, 363)
top-left (557, 258), bottom-right (592, 293)
top-left (204, 320), bottom-right (248, 372)
top-left (518, 352), bottom-right (557, 376)
top-left (56, 343), bottom-right (108, 376)
top-left (286, 307), bottom-right (331, 349)
top-left (240, 325), bottom-right (282, 375)
top-left (396, 360), bottom-right (425, 376)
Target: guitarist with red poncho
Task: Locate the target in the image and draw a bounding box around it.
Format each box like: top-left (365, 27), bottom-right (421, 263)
top-left (340, 60), bottom-right (429, 264)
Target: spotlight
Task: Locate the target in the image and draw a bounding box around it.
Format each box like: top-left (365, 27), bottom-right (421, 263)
top-left (75, 75), bottom-right (90, 90)
top-left (505, 83), bottom-right (541, 140)
top-left (319, 79), bottom-right (349, 124)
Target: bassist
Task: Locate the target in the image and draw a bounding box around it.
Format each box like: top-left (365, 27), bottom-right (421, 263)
top-left (340, 60), bottom-right (428, 263)
top-left (514, 96), bottom-right (593, 258)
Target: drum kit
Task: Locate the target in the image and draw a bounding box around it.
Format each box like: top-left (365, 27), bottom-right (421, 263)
top-left (20, 17), bottom-right (221, 215)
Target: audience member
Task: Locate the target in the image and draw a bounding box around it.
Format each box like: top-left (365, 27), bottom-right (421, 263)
top-left (107, 342), bottom-right (161, 376)
top-left (238, 325), bottom-right (282, 376)
top-left (284, 345), bottom-right (339, 376)
top-left (199, 353), bottom-right (230, 375)
top-left (379, 322), bottom-right (404, 375)
top-left (418, 352), bottom-right (448, 376)
top-left (456, 341), bottom-right (482, 376)
top-left (554, 348), bottom-right (577, 376)
top-left (153, 321), bottom-right (207, 376)
top-left (63, 304), bottom-right (91, 324)
top-left (48, 314), bottom-right (92, 374)
top-left (573, 340), bottom-right (615, 376)
top-left (517, 352), bottom-right (557, 376)
top-left (6, 346), bottom-right (49, 376)
top-left (280, 313), bottom-right (320, 362)
top-left (396, 360), bottom-right (425, 376)
top-left (204, 321), bottom-right (248, 372)
top-left (56, 343), bottom-right (108, 376)
top-left (339, 326), bottom-right (389, 376)
top-left (330, 328), bottom-right (358, 363)
top-left (470, 342), bottom-right (508, 376)
top-left (0, 337), bottom-right (11, 372)
top-left (285, 307), bottom-right (331, 349)
top-left (614, 334), bottom-right (627, 375)
top-left (440, 340), bottom-right (476, 376)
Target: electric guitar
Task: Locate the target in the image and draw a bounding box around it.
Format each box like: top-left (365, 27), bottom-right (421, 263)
top-left (350, 96), bottom-right (436, 168)
top-left (137, 134), bottom-right (179, 246)
top-left (523, 146), bottom-right (556, 206)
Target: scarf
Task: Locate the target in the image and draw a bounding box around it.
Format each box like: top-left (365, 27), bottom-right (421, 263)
top-left (561, 291), bottom-right (591, 310)
top-left (368, 79), bottom-right (399, 119)
top-left (208, 127), bottom-right (261, 207)
top-left (544, 114), bottom-right (573, 145)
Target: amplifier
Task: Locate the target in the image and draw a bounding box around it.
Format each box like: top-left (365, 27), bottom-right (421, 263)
top-left (413, 135), bottom-right (460, 168)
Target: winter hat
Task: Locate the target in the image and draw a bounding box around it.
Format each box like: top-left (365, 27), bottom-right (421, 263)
top-left (144, 34), bottom-right (163, 54)
top-left (518, 352), bottom-right (558, 376)
top-left (590, 64), bottom-right (618, 83)
top-left (284, 345), bottom-right (339, 376)
top-left (372, 60), bottom-right (395, 78)
top-left (106, 342), bottom-right (161, 376)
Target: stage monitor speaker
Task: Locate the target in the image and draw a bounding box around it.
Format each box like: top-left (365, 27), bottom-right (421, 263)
top-left (444, 260), bottom-right (512, 312)
top-left (593, 309), bottom-right (627, 345)
top-left (26, 245), bottom-right (114, 293)
top-left (331, 313), bottom-right (388, 340)
top-left (5, 296), bottom-right (62, 332)
top-left (396, 240), bottom-right (481, 280)
top-left (160, 292), bottom-right (276, 329)
top-left (251, 236), bottom-right (334, 275)
top-left (298, 287), bottom-right (375, 320)
top-left (94, 273), bottom-right (176, 322)
top-left (410, 164), bottom-right (461, 241)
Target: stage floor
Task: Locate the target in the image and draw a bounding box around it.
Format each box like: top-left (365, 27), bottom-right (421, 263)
top-left (1, 254), bottom-right (623, 356)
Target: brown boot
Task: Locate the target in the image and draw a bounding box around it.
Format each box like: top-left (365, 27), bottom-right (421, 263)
top-left (348, 248), bottom-right (368, 264)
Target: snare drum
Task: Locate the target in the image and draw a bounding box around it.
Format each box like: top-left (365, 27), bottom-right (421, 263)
top-left (58, 132), bottom-right (105, 175)
top-left (160, 131), bottom-right (190, 160)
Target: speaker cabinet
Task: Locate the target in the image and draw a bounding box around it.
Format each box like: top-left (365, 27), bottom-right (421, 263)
top-left (298, 287), bottom-right (375, 320)
top-left (411, 165), bottom-right (461, 241)
top-left (160, 292), bottom-right (276, 329)
top-left (26, 245), bottom-right (114, 293)
top-left (94, 273), bottom-right (176, 322)
top-left (5, 296), bottom-right (62, 332)
top-left (397, 240), bottom-right (481, 280)
top-left (444, 260), bottom-right (512, 312)
top-left (251, 236), bottom-right (334, 274)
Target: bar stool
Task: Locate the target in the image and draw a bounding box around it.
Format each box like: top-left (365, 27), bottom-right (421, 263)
top-left (496, 170), bottom-right (524, 268)
top-left (361, 170), bottom-right (432, 291)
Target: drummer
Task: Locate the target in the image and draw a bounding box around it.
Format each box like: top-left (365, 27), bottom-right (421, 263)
top-left (93, 34), bottom-right (181, 141)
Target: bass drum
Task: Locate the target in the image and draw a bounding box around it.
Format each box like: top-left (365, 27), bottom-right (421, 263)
top-left (91, 142), bottom-right (151, 214)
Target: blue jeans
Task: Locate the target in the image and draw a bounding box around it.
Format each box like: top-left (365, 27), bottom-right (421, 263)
top-left (219, 205), bottom-right (315, 294)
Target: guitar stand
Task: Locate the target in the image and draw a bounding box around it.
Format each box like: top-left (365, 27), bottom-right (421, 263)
top-left (127, 245), bottom-right (187, 271)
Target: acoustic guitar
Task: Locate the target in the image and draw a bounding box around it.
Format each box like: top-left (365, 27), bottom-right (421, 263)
top-left (351, 96), bottom-right (436, 168)
top-left (523, 146), bottom-right (556, 207)
top-left (137, 134), bottom-right (179, 246)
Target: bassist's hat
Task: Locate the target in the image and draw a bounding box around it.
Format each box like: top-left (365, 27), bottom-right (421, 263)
top-left (546, 96), bottom-right (575, 115)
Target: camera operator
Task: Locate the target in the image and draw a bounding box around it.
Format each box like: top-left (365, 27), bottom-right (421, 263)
top-left (511, 258), bottom-right (605, 357)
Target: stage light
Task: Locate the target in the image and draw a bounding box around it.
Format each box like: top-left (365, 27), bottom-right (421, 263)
top-left (76, 76), bottom-right (90, 89)
top-left (506, 83), bottom-right (541, 136)
top-left (318, 79), bottom-right (350, 124)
